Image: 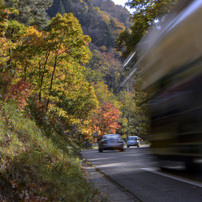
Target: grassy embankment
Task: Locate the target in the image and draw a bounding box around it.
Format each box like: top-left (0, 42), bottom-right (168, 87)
top-left (0, 102), bottom-right (99, 201)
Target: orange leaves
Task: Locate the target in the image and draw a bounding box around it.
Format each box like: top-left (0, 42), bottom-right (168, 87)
top-left (2, 9), bottom-right (11, 19)
top-left (0, 9), bottom-right (98, 140)
top-left (89, 101), bottom-right (121, 135)
top-left (0, 12), bottom-right (94, 114)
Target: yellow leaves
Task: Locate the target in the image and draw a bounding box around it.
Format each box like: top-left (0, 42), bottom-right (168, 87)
top-left (58, 108), bottom-right (68, 118)
top-left (23, 26), bottom-right (45, 46)
top-left (1, 11), bottom-right (97, 140)
top-left (0, 36), bottom-right (8, 48)
top-left (59, 74), bottom-right (65, 80)
top-left (0, 36), bottom-right (12, 65)
top-left (47, 104), bottom-right (69, 119)
top-left (26, 26), bottom-right (42, 38)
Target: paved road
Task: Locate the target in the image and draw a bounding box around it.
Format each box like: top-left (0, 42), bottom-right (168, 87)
top-left (82, 146), bottom-right (202, 202)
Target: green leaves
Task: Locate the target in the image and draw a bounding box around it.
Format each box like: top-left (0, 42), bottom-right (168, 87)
top-left (0, 102), bottom-right (97, 201)
top-left (0, 2), bottom-right (98, 140)
top-left (117, 0), bottom-right (177, 58)
top-left (5, 0), bottom-right (53, 28)
top-left (116, 90), bottom-right (150, 137)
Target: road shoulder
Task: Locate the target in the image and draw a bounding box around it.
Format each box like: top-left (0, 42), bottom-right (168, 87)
top-left (81, 160), bottom-right (136, 202)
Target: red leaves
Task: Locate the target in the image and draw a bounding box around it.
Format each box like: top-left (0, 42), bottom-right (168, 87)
top-left (35, 101), bottom-right (46, 113)
top-left (9, 79), bottom-right (31, 109)
top-left (90, 101), bottom-right (121, 135)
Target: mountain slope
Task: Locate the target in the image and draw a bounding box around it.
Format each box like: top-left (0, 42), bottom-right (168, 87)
top-left (47, 0), bottom-right (131, 49)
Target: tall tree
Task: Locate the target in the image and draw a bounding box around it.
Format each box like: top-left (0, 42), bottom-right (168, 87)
top-left (117, 89), bottom-right (149, 138)
top-left (0, 4), bottom-right (99, 142)
top-left (86, 49), bottom-right (122, 91)
top-left (116, 0), bottom-right (177, 58)
top-left (93, 82), bottom-right (120, 107)
top-left (11, 13), bottom-right (94, 111)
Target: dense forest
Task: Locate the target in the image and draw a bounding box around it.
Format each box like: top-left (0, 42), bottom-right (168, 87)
top-left (47, 0), bottom-right (132, 91)
top-left (47, 0), bottom-right (150, 138)
top-left (0, 0), bottom-right (176, 200)
top-left (48, 0), bottom-right (131, 49)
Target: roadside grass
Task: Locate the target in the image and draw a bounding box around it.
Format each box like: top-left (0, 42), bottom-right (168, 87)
top-left (0, 102), bottom-right (99, 201)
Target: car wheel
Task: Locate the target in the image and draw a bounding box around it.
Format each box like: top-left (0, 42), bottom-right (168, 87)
top-left (98, 148), bottom-right (103, 152)
top-left (120, 148), bottom-right (124, 152)
top-left (185, 161), bottom-right (198, 173)
top-left (127, 146), bottom-right (129, 148)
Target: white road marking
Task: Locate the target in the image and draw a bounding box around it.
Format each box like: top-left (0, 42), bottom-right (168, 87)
top-left (142, 167), bottom-right (202, 188)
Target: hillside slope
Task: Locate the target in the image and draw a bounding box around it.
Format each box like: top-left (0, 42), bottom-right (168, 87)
top-left (47, 0), bottom-right (131, 49)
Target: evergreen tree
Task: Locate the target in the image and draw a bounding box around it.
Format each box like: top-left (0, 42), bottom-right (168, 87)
top-left (5, 0), bottom-right (53, 28)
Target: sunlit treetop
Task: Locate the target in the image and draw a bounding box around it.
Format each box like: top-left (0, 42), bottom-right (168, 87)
top-left (117, 0), bottom-right (177, 58)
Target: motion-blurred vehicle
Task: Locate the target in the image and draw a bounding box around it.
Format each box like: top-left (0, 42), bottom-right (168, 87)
top-left (120, 0), bottom-right (202, 171)
top-left (98, 134), bottom-right (124, 152)
top-left (127, 136), bottom-right (140, 148)
top-left (140, 0), bottom-right (202, 171)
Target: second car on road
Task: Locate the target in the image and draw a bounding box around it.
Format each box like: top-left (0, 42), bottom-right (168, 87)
top-left (127, 136), bottom-right (140, 148)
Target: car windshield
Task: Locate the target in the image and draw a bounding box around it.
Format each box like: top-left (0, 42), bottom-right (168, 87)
top-left (128, 137), bottom-right (137, 140)
top-left (103, 134), bottom-right (120, 139)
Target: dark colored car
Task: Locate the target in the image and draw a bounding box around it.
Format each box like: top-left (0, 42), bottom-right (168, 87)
top-left (98, 134), bottom-right (124, 152)
top-left (127, 136), bottom-right (140, 148)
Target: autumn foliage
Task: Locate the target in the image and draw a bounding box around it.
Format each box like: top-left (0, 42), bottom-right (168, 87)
top-left (8, 79), bottom-right (31, 109)
top-left (89, 101), bottom-right (121, 136)
top-left (0, 1), bottom-right (151, 201)
top-left (0, 3), bottom-right (100, 200)
top-left (0, 3), bottom-right (98, 135)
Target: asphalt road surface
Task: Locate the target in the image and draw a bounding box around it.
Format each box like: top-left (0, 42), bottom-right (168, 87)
top-left (82, 146), bottom-right (202, 202)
